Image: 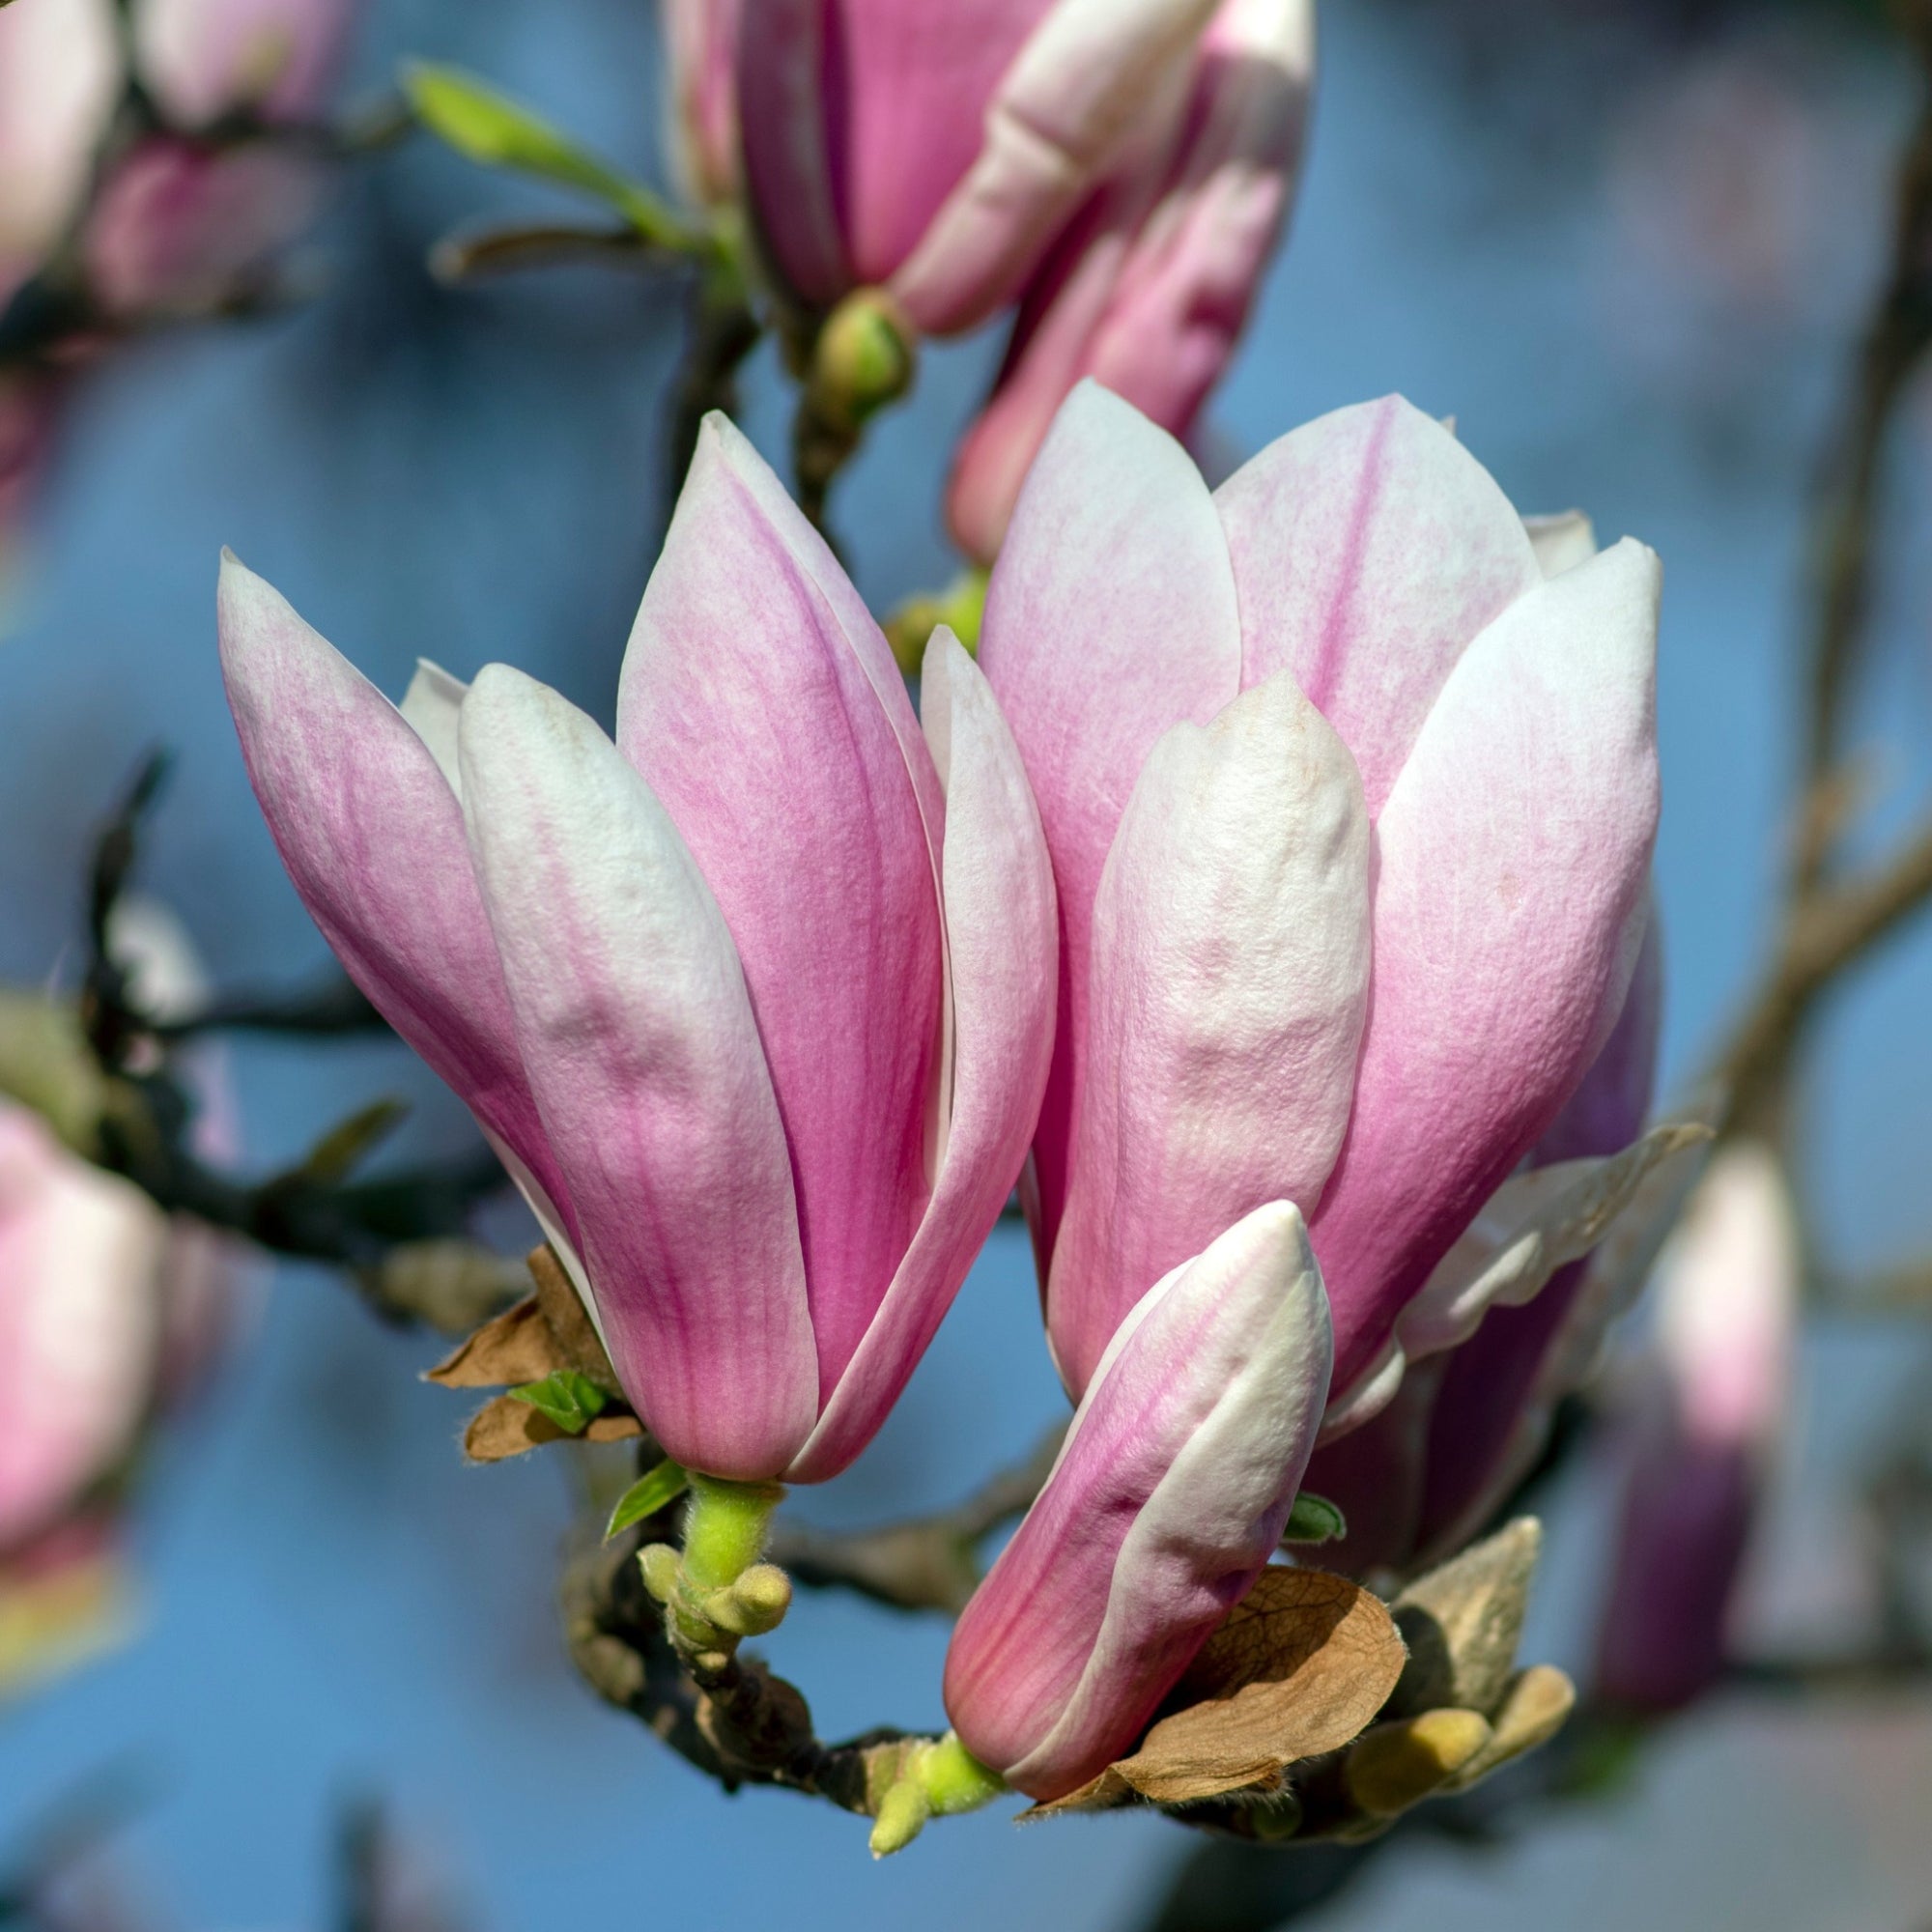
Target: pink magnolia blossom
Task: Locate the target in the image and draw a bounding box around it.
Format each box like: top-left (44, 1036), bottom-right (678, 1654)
top-left (218, 413), bottom-right (1057, 1484)
top-left (84, 137), bottom-right (325, 316)
top-left (978, 384), bottom-right (1662, 1426)
top-left (0, 1104), bottom-right (171, 1561)
top-left (1594, 1140), bottom-right (1797, 1713)
top-left (87, 0), bottom-right (355, 317)
top-left (0, 0), bottom-right (121, 310)
top-left (0, 1029), bottom-right (240, 1696)
top-left (945, 1200), bottom-right (1329, 1801)
top-left (947, 0), bottom-right (1314, 563)
top-left (729, 0), bottom-right (1234, 336)
top-left (663, 0), bottom-right (743, 212)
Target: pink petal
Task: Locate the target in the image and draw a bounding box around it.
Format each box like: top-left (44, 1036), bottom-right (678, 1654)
top-left (734, 0), bottom-right (850, 305)
top-left (893, 0), bottom-right (1222, 334)
top-left (617, 415), bottom-right (945, 1412)
top-left (978, 382), bottom-right (1242, 1270)
top-left (1213, 396), bottom-right (1542, 813)
top-left (1411, 911), bottom-right (1662, 1551)
top-left (1308, 538), bottom-right (1662, 1397)
top-left (945, 1201), bottom-right (1330, 1800)
top-left (947, 0), bottom-right (1314, 563)
top-left (85, 137), bottom-right (324, 317)
top-left (0, 0), bottom-right (120, 306)
top-left (663, 0), bottom-right (742, 208)
top-left (1047, 667), bottom-right (1369, 1396)
top-left (135, 0), bottom-right (353, 127)
top-left (788, 631), bottom-right (1057, 1480)
top-left (216, 554), bottom-right (575, 1234)
top-left (0, 1106), bottom-right (164, 1553)
top-left (456, 664), bottom-right (816, 1480)
top-left (834, 0), bottom-right (1052, 292)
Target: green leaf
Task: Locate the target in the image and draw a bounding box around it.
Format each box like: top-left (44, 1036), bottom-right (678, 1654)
top-left (298, 1096), bottom-right (409, 1184)
top-left (605, 1458), bottom-right (691, 1540)
top-left (401, 63), bottom-right (692, 247)
top-left (1282, 1492), bottom-right (1348, 1546)
top-left (507, 1370), bottom-right (608, 1435)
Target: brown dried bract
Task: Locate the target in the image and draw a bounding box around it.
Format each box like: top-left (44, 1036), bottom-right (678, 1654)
top-left (462, 1393), bottom-right (645, 1463)
top-left (1030, 1567), bottom-right (1407, 1814)
top-left (425, 1297), bottom-right (567, 1389)
top-left (426, 1243), bottom-right (623, 1418)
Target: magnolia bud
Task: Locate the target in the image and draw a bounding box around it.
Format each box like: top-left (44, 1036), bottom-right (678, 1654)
top-left (809, 290), bottom-right (916, 434)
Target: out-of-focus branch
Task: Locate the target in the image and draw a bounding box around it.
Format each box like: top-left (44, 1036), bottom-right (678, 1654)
top-left (665, 275), bottom-right (759, 519)
top-left (769, 1424), bottom-right (1065, 1613)
top-left (561, 1523), bottom-right (885, 1812)
top-left (151, 972), bottom-right (386, 1039)
top-left (41, 757), bottom-right (515, 1326)
top-left (1716, 810), bottom-right (1932, 1132)
top-left (1713, 13), bottom-right (1932, 1139)
top-left (427, 220), bottom-right (671, 284)
top-left (1798, 0), bottom-right (1932, 873)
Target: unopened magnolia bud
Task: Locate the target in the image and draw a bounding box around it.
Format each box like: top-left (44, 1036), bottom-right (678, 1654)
top-left (868, 1780), bottom-right (928, 1859)
top-left (703, 1562), bottom-right (792, 1636)
top-left (883, 568), bottom-right (989, 678)
top-left (810, 289), bottom-right (916, 432)
top-left (1444, 1664), bottom-right (1576, 1793)
top-left (639, 1543), bottom-right (680, 1603)
top-left (1345, 1709), bottom-right (1492, 1817)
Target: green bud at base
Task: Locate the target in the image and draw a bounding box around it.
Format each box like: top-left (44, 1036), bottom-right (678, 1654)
top-left (681, 1476), bottom-right (784, 1593)
top-left (866, 1731), bottom-right (1007, 1859)
top-left (810, 290), bottom-right (918, 433)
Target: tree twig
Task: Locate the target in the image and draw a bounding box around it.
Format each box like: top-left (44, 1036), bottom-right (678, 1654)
top-left (1710, 15), bottom-right (1932, 1138)
top-left (768, 1424), bottom-right (1065, 1614)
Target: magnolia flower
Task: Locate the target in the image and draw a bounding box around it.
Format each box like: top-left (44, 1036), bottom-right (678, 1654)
top-left (724, 0), bottom-right (1237, 337)
top-left (219, 414), bottom-right (1056, 1483)
top-left (979, 384), bottom-right (1663, 1428)
top-left (947, 0), bottom-right (1315, 563)
top-left (88, 0), bottom-right (355, 317)
top-left (0, 0), bottom-right (121, 310)
top-left (0, 905), bottom-right (241, 1696)
top-left (945, 1201), bottom-right (1329, 1801)
top-left (662, 0), bottom-right (742, 213)
top-left (1594, 1140), bottom-right (1797, 1713)
top-left (0, 0), bottom-right (352, 318)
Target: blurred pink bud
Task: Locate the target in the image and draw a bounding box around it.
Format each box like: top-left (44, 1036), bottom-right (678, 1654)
top-left (84, 136), bottom-right (323, 316)
top-left (979, 384), bottom-right (1661, 1421)
top-left (0, 1104), bottom-right (169, 1560)
top-left (663, 0), bottom-right (743, 210)
top-left (0, 0), bottom-right (121, 308)
top-left (1594, 1140), bottom-right (1798, 1713)
top-left (134, 0), bottom-right (355, 128)
top-left (945, 1201), bottom-right (1329, 1801)
top-left (733, 0), bottom-right (1228, 336)
top-left (218, 413), bottom-right (1057, 1484)
top-left (948, 0), bottom-right (1314, 564)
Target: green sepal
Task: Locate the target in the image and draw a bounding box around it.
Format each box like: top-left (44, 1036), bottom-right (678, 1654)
top-left (606, 1458), bottom-right (691, 1541)
top-left (1282, 1492), bottom-right (1348, 1545)
top-left (401, 63), bottom-right (694, 246)
top-left (507, 1369), bottom-right (608, 1435)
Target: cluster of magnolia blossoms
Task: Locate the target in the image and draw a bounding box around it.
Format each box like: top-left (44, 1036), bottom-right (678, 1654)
top-left (220, 379), bottom-right (1664, 1808)
top-left (0, 0), bottom-right (355, 569)
top-left (665, 0), bottom-right (1315, 560)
